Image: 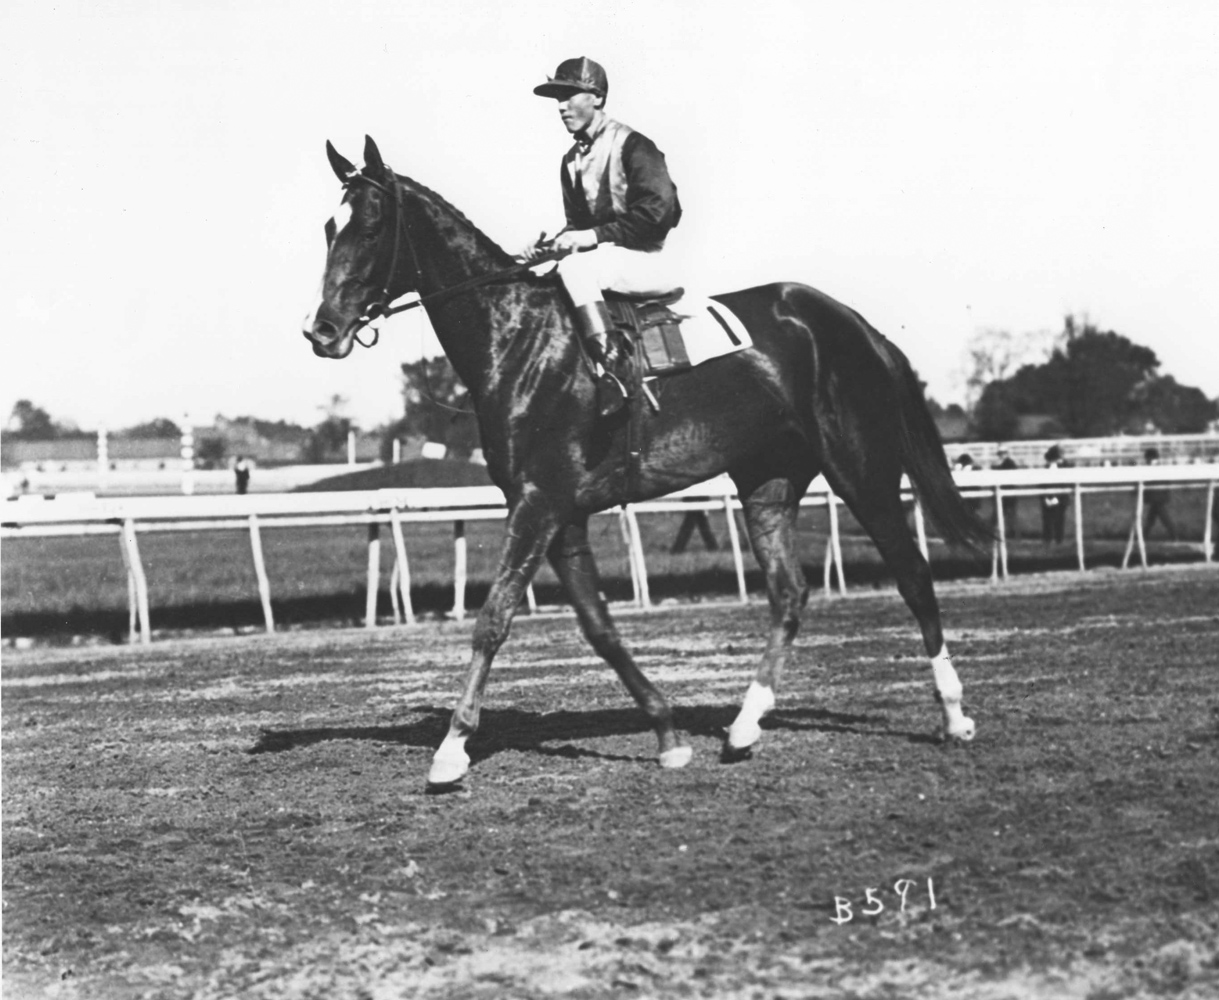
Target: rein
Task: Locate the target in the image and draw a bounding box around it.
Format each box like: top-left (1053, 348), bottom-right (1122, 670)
top-left (383, 252), bottom-right (565, 316)
top-left (343, 169), bottom-right (565, 347)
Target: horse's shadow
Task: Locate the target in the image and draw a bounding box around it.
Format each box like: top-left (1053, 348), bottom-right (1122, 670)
top-left (247, 702), bottom-right (938, 763)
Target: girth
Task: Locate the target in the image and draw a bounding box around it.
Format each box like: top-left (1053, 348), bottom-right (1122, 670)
top-left (598, 288), bottom-right (693, 497)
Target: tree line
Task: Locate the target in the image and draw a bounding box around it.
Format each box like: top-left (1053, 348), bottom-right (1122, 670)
top-left (960, 314), bottom-right (1215, 441)
top-left (4, 396), bottom-right (373, 467)
top-left (8, 314), bottom-right (1217, 461)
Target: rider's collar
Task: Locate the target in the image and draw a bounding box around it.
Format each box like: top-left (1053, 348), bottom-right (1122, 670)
top-left (573, 112), bottom-right (609, 152)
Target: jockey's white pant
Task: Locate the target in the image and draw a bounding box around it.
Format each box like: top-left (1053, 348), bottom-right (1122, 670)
top-left (557, 243), bottom-right (681, 307)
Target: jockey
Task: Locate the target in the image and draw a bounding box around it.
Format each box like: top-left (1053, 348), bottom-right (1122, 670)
top-left (522, 56), bottom-right (683, 415)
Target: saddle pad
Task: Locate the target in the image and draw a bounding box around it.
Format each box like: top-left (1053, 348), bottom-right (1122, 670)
top-left (665, 295), bottom-right (753, 368)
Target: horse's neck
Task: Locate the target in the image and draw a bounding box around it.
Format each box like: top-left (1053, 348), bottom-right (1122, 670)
top-left (402, 180), bottom-right (548, 397)
top-left (410, 199), bottom-right (505, 287)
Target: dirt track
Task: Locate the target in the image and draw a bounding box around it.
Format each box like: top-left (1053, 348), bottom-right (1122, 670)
top-left (4, 566), bottom-right (1218, 998)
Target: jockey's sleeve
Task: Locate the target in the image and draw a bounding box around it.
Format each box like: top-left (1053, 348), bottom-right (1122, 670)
top-left (592, 132), bottom-right (682, 250)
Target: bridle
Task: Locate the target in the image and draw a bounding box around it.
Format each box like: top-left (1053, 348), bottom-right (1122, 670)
top-left (337, 169), bottom-right (404, 348)
top-left (336, 167), bottom-right (567, 348)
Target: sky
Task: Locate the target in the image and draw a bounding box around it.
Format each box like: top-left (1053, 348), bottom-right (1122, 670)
top-left (3, 0), bottom-right (1217, 432)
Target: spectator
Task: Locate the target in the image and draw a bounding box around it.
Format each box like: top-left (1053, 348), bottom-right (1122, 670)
top-left (234, 455), bottom-right (251, 495)
top-left (671, 510), bottom-right (719, 554)
top-left (1041, 445), bottom-right (1070, 544)
top-left (952, 454), bottom-right (981, 514)
top-left (1141, 447), bottom-right (1177, 541)
top-left (994, 448), bottom-right (1021, 538)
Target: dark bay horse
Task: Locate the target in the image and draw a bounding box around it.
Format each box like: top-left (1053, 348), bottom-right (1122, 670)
top-left (304, 136), bottom-right (988, 786)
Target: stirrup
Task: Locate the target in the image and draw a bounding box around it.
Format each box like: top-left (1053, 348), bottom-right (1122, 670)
top-left (597, 370), bottom-right (628, 417)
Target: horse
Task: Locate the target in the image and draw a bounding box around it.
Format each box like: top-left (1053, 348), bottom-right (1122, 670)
top-left (303, 136), bottom-right (988, 788)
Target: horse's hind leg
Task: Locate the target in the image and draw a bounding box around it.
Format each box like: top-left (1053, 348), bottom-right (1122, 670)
top-left (725, 477), bottom-right (810, 757)
top-left (828, 475), bottom-right (974, 742)
top-left (547, 518), bottom-right (692, 768)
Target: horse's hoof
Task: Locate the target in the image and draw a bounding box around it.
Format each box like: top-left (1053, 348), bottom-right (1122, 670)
top-left (659, 746), bottom-right (693, 769)
top-left (424, 779), bottom-right (465, 796)
top-left (725, 721), bottom-right (762, 752)
top-left (720, 742), bottom-right (754, 764)
top-left (427, 748), bottom-right (470, 786)
top-left (944, 716), bottom-right (976, 743)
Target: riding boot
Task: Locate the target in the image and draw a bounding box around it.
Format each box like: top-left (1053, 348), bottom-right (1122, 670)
top-left (573, 302), bottom-right (628, 417)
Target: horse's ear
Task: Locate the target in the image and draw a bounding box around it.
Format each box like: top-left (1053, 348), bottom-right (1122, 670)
top-left (363, 135), bottom-right (386, 175)
top-left (326, 141), bottom-right (356, 182)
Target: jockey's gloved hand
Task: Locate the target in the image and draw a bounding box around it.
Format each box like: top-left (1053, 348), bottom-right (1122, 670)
top-left (518, 232), bottom-right (550, 262)
top-left (552, 229), bottom-right (598, 254)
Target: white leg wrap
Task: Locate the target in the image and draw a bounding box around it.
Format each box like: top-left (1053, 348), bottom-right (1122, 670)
top-left (427, 733), bottom-right (471, 785)
top-left (727, 681), bottom-right (775, 750)
top-left (659, 745), bottom-right (694, 769)
top-left (931, 646), bottom-right (975, 741)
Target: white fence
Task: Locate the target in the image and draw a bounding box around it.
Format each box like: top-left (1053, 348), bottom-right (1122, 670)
top-left (2, 462), bottom-right (384, 498)
top-left (8, 432), bottom-right (1217, 498)
top-left (3, 466), bottom-right (1216, 644)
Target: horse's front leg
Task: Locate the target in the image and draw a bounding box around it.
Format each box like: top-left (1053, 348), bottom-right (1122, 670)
top-left (428, 490), bottom-right (564, 787)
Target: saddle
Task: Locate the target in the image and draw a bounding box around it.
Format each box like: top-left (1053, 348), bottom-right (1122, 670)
top-left (604, 288), bottom-right (692, 381)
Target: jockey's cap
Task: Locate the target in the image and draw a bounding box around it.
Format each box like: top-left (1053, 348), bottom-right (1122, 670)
top-left (533, 57), bottom-right (608, 100)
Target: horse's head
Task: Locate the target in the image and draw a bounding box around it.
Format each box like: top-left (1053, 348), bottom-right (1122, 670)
top-left (303, 135), bottom-right (404, 359)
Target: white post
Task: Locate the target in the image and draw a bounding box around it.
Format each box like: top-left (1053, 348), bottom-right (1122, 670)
top-left (1122, 482), bottom-right (1147, 570)
top-left (452, 520), bottom-right (467, 620)
top-left (1204, 481), bottom-right (1215, 564)
top-left (913, 496), bottom-right (929, 562)
top-left (347, 429), bottom-right (357, 466)
top-left (1074, 483), bottom-right (1086, 572)
top-left (248, 514), bottom-right (275, 632)
top-left (389, 560), bottom-right (403, 624)
top-left (623, 507), bottom-right (651, 608)
top-left (97, 425), bottom-right (109, 492)
top-left (722, 495), bottom-right (747, 603)
top-left (389, 507), bottom-right (415, 625)
top-left (365, 523), bottom-right (381, 627)
top-left (828, 491), bottom-right (845, 595)
top-left (180, 416), bottom-right (194, 496)
top-left (991, 485), bottom-right (1008, 582)
top-left (120, 518), bottom-right (151, 644)
top-left (392, 438), bottom-right (402, 464)
top-left (525, 583), bottom-right (538, 614)
top-left (1135, 480), bottom-right (1148, 569)
top-left (117, 525), bottom-right (138, 643)
top-left (823, 510), bottom-right (834, 597)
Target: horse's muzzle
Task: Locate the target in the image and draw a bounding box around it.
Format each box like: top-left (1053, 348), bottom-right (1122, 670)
top-left (303, 317), bottom-right (355, 359)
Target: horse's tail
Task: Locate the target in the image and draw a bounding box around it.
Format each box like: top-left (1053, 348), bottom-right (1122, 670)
top-left (877, 338), bottom-right (992, 552)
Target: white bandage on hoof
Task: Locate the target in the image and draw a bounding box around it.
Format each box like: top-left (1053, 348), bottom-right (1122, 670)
top-left (945, 715), bottom-right (976, 742)
top-left (726, 681), bottom-right (775, 750)
top-left (659, 745), bottom-right (693, 769)
top-left (427, 734), bottom-right (470, 785)
top-left (931, 647), bottom-right (975, 742)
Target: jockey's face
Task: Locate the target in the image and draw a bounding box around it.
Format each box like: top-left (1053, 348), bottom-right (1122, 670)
top-left (556, 90), bottom-right (602, 134)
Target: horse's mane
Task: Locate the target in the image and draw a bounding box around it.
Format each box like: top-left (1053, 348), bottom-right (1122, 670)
top-left (394, 172), bottom-right (516, 268)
